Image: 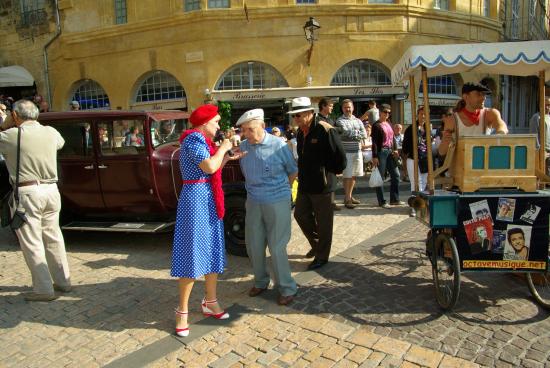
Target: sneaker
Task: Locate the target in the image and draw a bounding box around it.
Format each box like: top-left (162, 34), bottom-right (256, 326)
top-left (390, 201), bottom-right (406, 206)
top-left (380, 203), bottom-right (391, 209)
top-left (409, 208), bottom-right (416, 217)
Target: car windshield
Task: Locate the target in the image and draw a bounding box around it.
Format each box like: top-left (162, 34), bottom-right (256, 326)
top-left (151, 119), bottom-right (187, 147)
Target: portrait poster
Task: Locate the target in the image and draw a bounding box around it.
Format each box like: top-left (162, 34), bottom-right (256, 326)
top-left (463, 215), bottom-right (493, 254)
top-left (503, 224), bottom-right (531, 261)
top-left (496, 198), bottom-right (516, 222)
top-left (469, 199), bottom-right (492, 221)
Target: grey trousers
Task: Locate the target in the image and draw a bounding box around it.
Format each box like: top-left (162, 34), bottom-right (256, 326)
top-left (245, 198), bottom-right (297, 297)
top-left (14, 183), bottom-right (71, 295)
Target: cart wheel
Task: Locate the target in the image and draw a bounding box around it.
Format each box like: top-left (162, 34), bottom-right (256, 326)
top-left (526, 271), bottom-right (550, 310)
top-left (432, 233), bottom-right (461, 311)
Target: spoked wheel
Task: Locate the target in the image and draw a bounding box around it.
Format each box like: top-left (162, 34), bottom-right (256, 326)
top-left (432, 233), bottom-right (461, 310)
top-left (526, 271), bottom-right (550, 310)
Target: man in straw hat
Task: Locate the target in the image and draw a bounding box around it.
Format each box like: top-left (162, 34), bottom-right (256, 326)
top-left (289, 97), bottom-right (346, 270)
top-left (237, 108), bottom-right (298, 305)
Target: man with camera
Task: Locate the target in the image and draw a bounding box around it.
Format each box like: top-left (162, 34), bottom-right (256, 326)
top-left (0, 99), bottom-right (71, 302)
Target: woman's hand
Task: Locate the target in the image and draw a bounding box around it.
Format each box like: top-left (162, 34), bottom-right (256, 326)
top-left (219, 138), bottom-right (233, 153)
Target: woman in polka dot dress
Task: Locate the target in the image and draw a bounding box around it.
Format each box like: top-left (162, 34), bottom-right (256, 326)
top-left (171, 104), bottom-right (245, 337)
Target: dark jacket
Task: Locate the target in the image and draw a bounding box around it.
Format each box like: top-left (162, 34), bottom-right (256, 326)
top-left (371, 120), bottom-right (397, 158)
top-left (297, 119), bottom-right (346, 194)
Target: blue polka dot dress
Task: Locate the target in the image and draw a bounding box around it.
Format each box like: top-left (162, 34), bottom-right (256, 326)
top-left (171, 132), bottom-right (226, 279)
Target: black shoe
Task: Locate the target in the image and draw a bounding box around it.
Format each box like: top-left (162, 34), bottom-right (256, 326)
top-left (307, 259), bottom-right (328, 270)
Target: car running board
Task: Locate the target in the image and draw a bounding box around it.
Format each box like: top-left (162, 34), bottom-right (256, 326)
top-left (62, 221), bottom-right (175, 233)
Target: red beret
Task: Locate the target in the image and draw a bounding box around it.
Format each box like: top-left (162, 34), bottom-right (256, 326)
top-left (189, 104), bottom-right (219, 127)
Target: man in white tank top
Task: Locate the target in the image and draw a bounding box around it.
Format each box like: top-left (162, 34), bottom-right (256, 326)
top-left (438, 82), bottom-right (508, 157)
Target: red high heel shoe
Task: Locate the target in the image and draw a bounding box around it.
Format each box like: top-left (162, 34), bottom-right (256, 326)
top-left (174, 309), bottom-right (189, 337)
top-left (201, 298), bottom-right (229, 319)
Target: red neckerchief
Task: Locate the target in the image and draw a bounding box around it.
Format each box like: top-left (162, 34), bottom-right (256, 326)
top-left (179, 129), bottom-right (225, 219)
top-left (460, 108), bottom-right (481, 125)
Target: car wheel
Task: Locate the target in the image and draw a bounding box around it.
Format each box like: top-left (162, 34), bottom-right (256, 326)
top-left (224, 195), bottom-right (247, 257)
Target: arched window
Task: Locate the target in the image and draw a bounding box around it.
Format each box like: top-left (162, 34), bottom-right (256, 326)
top-left (331, 59), bottom-right (391, 86)
top-left (419, 75), bottom-right (458, 95)
top-left (71, 80), bottom-right (110, 110)
top-left (135, 71), bottom-right (185, 103)
top-left (215, 61), bottom-right (288, 90)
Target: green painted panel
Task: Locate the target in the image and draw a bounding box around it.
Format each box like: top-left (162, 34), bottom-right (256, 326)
top-left (514, 146), bottom-right (527, 169)
top-left (472, 146), bottom-right (485, 169)
top-left (430, 197), bottom-right (457, 227)
top-left (488, 146), bottom-right (510, 169)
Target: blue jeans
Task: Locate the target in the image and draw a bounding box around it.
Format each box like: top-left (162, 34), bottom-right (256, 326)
top-left (375, 148), bottom-right (400, 206)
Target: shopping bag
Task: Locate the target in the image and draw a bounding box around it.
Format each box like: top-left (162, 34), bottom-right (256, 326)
top-left (368, 167), bottom-right (383, 188)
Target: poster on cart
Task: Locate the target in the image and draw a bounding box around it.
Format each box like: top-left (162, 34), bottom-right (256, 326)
top-left (456, 195), bottom-right (549, 271)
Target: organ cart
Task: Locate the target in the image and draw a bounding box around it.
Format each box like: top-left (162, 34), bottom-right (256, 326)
top-left (390, 40), bottom-right (550, 310)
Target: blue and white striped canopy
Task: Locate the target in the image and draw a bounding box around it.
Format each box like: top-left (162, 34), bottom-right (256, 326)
top-left (391, 41), bottom-right (550, 85)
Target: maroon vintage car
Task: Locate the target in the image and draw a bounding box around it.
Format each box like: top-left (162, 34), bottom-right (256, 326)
top-left (39, 110), bottom-right (247, 256)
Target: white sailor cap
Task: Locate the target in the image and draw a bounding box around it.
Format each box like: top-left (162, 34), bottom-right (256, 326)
top-left (236, 108), bottom-right (264, 127)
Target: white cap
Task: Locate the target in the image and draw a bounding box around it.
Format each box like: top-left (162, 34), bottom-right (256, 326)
top-left (236, 108), bottom-right (264, 126)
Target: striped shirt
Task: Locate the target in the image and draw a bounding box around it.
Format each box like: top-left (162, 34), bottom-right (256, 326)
top-left (335, 114), bottom-right (367, 153)
top-left (239, 132), bottom-right (297, 203)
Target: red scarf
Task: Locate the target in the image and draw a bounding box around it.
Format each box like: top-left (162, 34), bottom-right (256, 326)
top-left (460, 108), bottom-right (481, 125)
top-left (179, 129), bottom-right (225, 220)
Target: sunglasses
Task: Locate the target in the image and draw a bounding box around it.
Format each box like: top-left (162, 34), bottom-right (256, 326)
top-left (292, 114), bottom-right (303, 119)
top-left (382, 110), bottom-right (391, 114)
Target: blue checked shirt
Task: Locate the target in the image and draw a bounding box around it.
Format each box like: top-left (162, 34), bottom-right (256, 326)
top-left (239, 133), bottom-right (298, 203)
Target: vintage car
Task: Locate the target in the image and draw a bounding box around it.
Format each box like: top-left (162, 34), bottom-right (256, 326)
top-left (39, 110), bottom-right (247, 256)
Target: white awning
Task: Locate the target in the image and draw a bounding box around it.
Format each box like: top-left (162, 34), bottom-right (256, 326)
top-left (391, 40), bottom-right (550, 85)
top-left (0, 65), bottom-right (35, 87)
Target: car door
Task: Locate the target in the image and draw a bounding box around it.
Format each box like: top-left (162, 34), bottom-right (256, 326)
top-left (49, 120), bottom-right (106, 212)
top-left (96, 119), bottom-right (161, 213)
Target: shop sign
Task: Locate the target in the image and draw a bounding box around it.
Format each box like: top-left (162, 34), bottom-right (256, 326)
top-left (130, 98), bottom-right (187, 111)
top-left (211, 85), bottom-right (406, 101)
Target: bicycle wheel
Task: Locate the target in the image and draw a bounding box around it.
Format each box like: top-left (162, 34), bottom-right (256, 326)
top-left (432, 233), bottom-right (461, 310)
top-left (527, 271), bottom-right (550, 310)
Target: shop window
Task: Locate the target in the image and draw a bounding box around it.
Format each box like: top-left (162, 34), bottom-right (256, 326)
top-left (71, 80), bottom-right (110, 110)
top-left (433, 0), bottom-right (449, 10)
top-left (19, 0), bottom-right (47, 26)
top-left (114, 0), bottom-right (127, 24)
top-left (216, 61), bottom-right (288, 90)
top-left (510, 0), bottom-right (520, 39)
top-left (135, 71), bottom-right (185, 103)
top-left (330, 59), bottom-right (391, 86)
top-left (419, 75), bottom-right (457, 96)
top-left (208, 0), bottom-right (230, 8)
top-left (185, 0), bottom-right (200, 11)
top-left (296, 0), bottom-right (316, 3)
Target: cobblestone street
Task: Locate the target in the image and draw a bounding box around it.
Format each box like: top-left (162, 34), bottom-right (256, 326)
top-left (1, 183), bottom-right (550, 367)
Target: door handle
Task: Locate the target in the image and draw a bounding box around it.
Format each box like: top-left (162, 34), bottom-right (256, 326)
top-left (98, 164), bottom-right (108, 169)
top-left (84, 164), bottom-right (94, 170)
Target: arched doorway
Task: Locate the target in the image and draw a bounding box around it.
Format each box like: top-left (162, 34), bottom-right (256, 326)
top-left (70, 80), bottom-right (110, 110)
top-left (131, 70), bottom-right (187, 110)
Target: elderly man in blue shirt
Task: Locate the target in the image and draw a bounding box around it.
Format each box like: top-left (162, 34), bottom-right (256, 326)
top-left (237, 108), bottom-right (298, 306)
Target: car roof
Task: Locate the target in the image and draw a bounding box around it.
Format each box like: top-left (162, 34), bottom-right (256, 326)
top-left (39, 110), bottom-right (190, 122)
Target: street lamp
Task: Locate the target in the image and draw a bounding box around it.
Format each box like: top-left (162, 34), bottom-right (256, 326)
top-left (303, 17), bottom-right (320, 66)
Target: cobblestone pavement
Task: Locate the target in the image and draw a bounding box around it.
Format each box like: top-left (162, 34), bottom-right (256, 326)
top-left (1, 180), bottom-right (550, 367)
